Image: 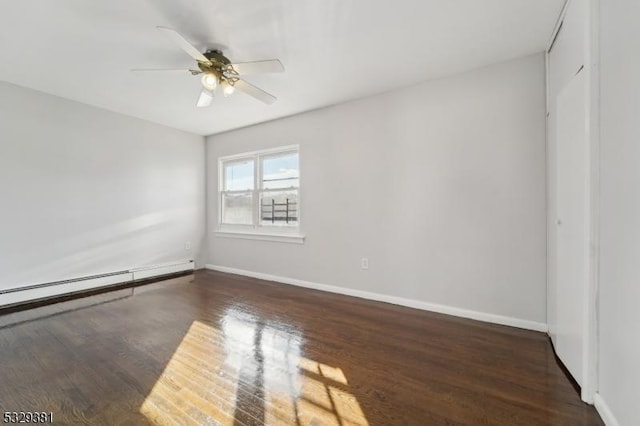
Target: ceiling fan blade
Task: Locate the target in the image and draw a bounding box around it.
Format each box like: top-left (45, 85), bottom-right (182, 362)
top-left (156, 26), bottom-right (211, 64)
top-left (196, 89), bottom-right (214, 108)
top-left (234, 79), bottom-right (277, 104)
top-left (131, 68), bottom-right (199, 73)
top-left (230, 59), bottom-right (284, 75)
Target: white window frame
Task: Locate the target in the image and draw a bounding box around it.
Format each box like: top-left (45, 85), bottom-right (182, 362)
top-left (216, 145), bottom-right (304, 244)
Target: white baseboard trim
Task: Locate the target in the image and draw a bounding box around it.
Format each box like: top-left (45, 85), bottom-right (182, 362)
top-left (0, 272), bottom-right (133, 307)
top-left (131, 260), bottom-right (194, 280)
top-left (594, 393), bottom-right (620, 426)
top-left (1, 260), bottom-right (194, 308)
top-left (205, 264), bottom-right (548, 332)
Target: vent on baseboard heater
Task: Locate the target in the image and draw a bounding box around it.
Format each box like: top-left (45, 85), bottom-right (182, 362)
top-left (0, 260), bottom-right (194, 308)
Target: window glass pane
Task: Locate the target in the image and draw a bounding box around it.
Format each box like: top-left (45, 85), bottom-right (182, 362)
top-left (261, 152), bottom-right (299, 189)
top-left (260, 190), bottom-right (298, 226)
top-left (222, 192), bottom-right (253, 225)
top-left (224, 160), bottom-right (254, 191)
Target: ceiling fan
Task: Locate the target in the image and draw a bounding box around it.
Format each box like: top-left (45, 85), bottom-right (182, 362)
top-left (132, 27), bottom-right (284, 107)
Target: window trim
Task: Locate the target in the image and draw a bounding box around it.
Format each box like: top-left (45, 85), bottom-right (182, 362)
top-left (214, 230), bottom-right (305, 244)
top-left (217, 145), bottom-right (303, 241)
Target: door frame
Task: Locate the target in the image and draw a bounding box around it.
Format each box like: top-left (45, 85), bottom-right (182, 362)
top-left (545, 0), bottom-right (600, 403)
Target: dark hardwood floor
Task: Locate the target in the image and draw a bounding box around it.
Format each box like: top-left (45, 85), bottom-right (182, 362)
top-left (0, 270), bottom-right (603, 425)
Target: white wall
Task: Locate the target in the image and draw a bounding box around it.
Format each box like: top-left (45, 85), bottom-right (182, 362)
top-left (597, 0), bottom-right (640, 424)
top-left (0, 82), bottom-right (205, 291)
top-left (207, 53), bottom-right (547, 326)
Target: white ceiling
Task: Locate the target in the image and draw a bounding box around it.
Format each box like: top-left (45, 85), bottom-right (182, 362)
top-left (0, 0), bottom-right (563, 136)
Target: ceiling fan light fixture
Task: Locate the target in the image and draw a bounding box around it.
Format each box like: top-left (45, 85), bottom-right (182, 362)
top-left (145, 27), bottom-right (282, 105)
top-left (201, 73), bottom-right (218, 91)
top-left (222, 80), bottom-right (235, 97)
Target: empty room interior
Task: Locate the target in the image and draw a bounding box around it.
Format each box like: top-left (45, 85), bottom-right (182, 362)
top-left (0, 0), bottom-right (638, 425)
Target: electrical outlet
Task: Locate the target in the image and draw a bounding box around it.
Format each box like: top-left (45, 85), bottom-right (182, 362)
top-left (184, 241), bottom-right (191, 251)
top-left (361, 257), bottom-right (369, 270)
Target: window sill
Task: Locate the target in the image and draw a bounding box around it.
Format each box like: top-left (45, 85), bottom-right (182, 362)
top-left (215, 230), bottom-right (305, 244)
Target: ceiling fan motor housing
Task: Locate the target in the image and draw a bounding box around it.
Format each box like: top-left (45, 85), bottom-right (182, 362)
top-left (198, 50), bottom-right (234, 81)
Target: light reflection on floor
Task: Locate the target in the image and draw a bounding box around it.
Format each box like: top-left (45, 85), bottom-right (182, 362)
top-left (140, 307), bottom-right (369, 425)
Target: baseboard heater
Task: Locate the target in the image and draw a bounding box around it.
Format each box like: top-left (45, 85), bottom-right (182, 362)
top-left (0, 260), bottom-right (194, 308)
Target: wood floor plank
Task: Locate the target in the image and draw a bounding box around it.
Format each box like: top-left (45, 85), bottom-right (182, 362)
top-left (0, 270), bottom-right (603, 425)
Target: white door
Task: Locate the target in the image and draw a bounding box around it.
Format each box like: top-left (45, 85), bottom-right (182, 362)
top-left (554, 69), bottom-right (589, 387)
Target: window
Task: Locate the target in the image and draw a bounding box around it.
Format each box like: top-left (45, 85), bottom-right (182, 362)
top-left (219, 146), bottom-right (300, 237)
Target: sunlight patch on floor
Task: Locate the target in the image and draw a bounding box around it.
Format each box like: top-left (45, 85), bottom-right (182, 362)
top-left (140, 310), bottom-right (369, 425)
top-left (140, 321), bottom-right (240, 425)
